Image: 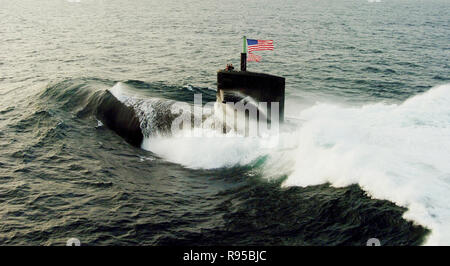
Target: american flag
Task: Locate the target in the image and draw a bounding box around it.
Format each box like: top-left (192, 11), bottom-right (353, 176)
top-left (247, 39), bottom-right (274, 52)
top-left (247, 52), bottom-right (262, 62)
top-left (246, 39), bottom-right (273, 62)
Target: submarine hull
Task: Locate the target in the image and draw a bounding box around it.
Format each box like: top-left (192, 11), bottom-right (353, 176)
top-left (95, 90), bottom-right (143, 147)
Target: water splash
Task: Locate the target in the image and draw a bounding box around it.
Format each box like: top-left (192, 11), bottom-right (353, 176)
top-left (279, 83), bottom-right (450, 245)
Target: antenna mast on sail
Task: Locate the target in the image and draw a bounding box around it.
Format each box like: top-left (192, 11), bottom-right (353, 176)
top-left (241, 36), bottom-right (247, 71)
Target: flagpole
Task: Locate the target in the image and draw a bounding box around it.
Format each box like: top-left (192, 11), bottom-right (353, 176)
top-left (241, 36), bottom-right (247, 71)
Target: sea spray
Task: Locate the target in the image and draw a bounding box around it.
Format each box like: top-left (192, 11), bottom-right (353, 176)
top-left (281, 83), bottom-right (450, 245)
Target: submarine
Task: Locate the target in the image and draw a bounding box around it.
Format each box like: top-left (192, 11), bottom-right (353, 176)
top-left (93, 51), bottom-right (285, 147)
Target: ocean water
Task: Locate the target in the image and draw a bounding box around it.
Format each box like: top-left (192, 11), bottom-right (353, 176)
top-left (0, 0), bottom-right (449, 245)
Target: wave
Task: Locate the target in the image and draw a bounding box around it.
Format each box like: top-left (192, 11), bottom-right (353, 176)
top-left (40, 79), bottom-right (217, 147)
top-left (42, 78), bottom-right (450, 244)
top-left (109, 82), bottom-right (276, 165)
top-left (274, 83), bottom-right (449, 245)
top-left (106, 82), bottom-right (265, 168)
top-left (138, 82), bottom-right (450, 245)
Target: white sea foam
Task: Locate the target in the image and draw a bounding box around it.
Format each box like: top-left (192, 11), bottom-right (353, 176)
top-left (109, 82), bottom-right (134, 102)
top-left (141, 131), bottom-right (273, 169)
top-left (278, 83), bottom-right (450, 245)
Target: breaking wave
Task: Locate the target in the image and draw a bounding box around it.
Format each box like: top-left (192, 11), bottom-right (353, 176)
top-left (122, 82), bottom-right (450, 245)
top-left (274, 83), bottom-right (450, 245)
top-left (56, 79), bottom-right (447, 245)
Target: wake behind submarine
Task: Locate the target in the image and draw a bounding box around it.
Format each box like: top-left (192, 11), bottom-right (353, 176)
top-left (95, 40), bottom-right (285, 147)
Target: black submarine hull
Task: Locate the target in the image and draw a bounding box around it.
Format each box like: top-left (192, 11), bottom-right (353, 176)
top-left (95, 90), bottom-right (143, 147)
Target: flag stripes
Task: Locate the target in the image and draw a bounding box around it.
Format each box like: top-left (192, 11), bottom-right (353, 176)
top-left (247, 52), bottom-right (262, 62)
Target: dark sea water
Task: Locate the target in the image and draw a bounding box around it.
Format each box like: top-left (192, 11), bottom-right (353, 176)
top-left (1, 0), bottom-right (449, 245)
